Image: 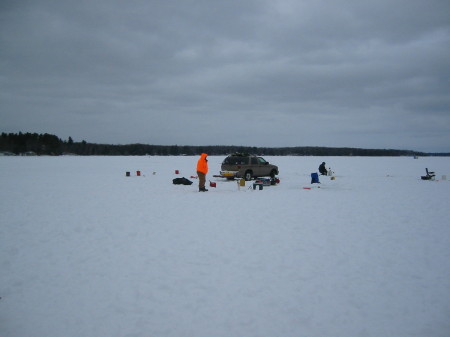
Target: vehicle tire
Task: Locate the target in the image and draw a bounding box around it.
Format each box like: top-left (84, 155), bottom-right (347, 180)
top-left (244, 170), bottom-right (253, 181)
top-left (270, 170), bottom-right (277, 178)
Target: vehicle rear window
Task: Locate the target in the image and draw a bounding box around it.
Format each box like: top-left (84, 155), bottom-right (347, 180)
top-left (223, 156), bottom-right (248, 165)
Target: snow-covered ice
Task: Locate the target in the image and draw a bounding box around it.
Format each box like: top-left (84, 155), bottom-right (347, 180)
top-left (1, 155), bottom-right (449, 337)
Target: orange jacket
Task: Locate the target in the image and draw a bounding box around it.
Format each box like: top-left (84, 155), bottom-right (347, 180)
top-left (196, 153), bottom-right (208, 174)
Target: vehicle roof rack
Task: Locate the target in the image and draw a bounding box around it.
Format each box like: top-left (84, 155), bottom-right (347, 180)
top-left (229, 152), bottom-right (252, 157)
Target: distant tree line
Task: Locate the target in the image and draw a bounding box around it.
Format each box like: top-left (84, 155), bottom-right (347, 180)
top-left (0, 132), bottom-right (440, 157)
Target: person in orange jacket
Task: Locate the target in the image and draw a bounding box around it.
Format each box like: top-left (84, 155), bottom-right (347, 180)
top-left (196, 153), bottom-right (209, 192)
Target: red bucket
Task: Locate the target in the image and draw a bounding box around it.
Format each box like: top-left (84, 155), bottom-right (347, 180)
top-left (175, 170), bottom-right (179, 174)
top-left (136, 170), bottom-right (141, 176)
top-left (209, 181), bottom-right (216, 188)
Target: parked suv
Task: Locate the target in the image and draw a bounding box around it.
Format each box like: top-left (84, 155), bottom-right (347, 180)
top-left (220, 153), bottom-right (279, 181)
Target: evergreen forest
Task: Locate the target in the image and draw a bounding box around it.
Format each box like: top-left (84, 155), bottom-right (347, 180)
top-left (1, 132), bottom-right (443, 156)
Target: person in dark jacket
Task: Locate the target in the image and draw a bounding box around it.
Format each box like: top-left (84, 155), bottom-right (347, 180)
top-left (319, 162), bottom-right (328, 175)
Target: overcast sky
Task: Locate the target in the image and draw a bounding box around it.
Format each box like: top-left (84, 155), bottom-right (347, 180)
top-left (1, 0), bottom-right (449, 152)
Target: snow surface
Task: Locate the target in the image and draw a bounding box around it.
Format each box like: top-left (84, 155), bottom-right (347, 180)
top-left (1, 155), bottom-right (449, 337)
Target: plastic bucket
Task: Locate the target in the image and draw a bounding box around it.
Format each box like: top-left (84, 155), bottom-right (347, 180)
top-left (311, 173), bottom-right (319, 184)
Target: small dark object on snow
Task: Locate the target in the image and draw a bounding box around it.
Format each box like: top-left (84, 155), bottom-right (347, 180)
top-left (173, 177), bottom-right (193, 185)
top-left (253, 183), bottom-right (263, 190)
top-left (421, 168), bottom-right (435, 180)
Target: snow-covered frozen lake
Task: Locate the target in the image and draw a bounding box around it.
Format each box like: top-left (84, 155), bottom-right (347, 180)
top-left (1, 155), bottom-right (449, 337)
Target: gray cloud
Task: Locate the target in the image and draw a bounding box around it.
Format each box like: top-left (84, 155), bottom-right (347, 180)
top-left (1, 0), bottom-right (449, 152)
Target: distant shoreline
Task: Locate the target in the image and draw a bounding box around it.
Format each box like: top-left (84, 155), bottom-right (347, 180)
top-left (1, 132), bottom-right (449, 156)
